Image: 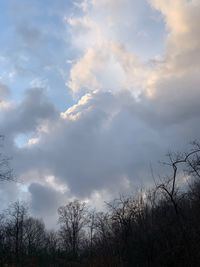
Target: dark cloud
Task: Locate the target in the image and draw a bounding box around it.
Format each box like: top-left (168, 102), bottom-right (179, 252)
top-left (29, 182), bottom-right (68, 228)
top-left (1, 88), bottom-right (58, 136)
top-left (3, 88), bottom-right (196, 196)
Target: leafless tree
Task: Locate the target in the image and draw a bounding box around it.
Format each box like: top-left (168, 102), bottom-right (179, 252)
top-left (156, 145), bottom-right (200, 215)
top-left (5, 201), bottom-right (28, 265)
top-left (23, 217), bottom-right (46, 255)
top-left (154, 145), bottom-right (200, 265)
top-left (58, 200), bottom-right (88, 258)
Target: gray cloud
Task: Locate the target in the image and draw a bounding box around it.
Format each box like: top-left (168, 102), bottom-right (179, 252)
top-left (1, 0), bottom-right (200, 228)
top-left (3, 88), bottom-right (196, 196)
top-left (28, 182), bottom-right (68, 228)
top-left (1, 88), bottom-right (58, 137)
top-left (1, 78), bottom-right (200, 227)
top-left (0, 82), bottom-right (10, 100)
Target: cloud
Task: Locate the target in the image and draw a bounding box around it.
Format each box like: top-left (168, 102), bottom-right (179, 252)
top-left (1, 0), bottom-right (200, 228)
top-left (29, 182), bottom-right (70, 228)
top-left (1, 90), bottom-right (159, 197)
top-left (144, 0), bottom-right (200, 116)
top-left (68, 42), bottom-right (149, 97)
top-left (1, 88), bottom-right (58, 137)
top-left (67, 0), bottom-right (163, 96)
top-left (0, 82), bottom-right (10, 99)
top-left (149, 0), bottom-right (200, 71)
top-left (0, 83), bottom-right (11, 111)
top-left (1, 90), bottom-right (172, 197)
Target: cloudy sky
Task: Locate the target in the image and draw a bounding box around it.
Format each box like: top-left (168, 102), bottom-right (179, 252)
top-left (0, 0), bottom-right (200, 228)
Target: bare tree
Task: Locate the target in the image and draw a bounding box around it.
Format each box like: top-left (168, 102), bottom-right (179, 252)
top-left (154, 146), bottom-right (200, 265)
top-left (58, 200), bottom-right (88, 259)
top-left (5, 201), bottom-right (28, 265)
top-left (87, 209), bottom-right (96, 254)
top-left (45, 229), bottom-right (59, 263)
top-left (156, 146), bottom-right (200, 215)
top-left (23, 217), bottom-right (46, 256)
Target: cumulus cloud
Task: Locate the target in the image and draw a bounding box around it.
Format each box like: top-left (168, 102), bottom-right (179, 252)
top-left (1, 0), bottom-right (200, 228)
top-left (67, 0), bottom-right (162, 96)
top-left (145, 0), bottom-right (200, 114)
top-left (68, 42), bottom-right (149, 97)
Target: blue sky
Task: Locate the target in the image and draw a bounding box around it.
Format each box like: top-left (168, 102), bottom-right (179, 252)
top-left (0, 0), bottom-right (74, 110)
top-left (0, 0), bottom-right (166, 110)
top-left (1, 0), bottom-right (200, 228)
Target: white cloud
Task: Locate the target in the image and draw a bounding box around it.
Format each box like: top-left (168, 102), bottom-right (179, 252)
top-left (67, 0), bottom-right (159, 96)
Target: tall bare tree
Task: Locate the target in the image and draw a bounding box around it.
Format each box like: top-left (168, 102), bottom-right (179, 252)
top-left (58, 200), bottom-right (88, 259)
top-left (5, 201), bottom-right (28, 266)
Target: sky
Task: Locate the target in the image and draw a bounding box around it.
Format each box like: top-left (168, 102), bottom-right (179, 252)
top-left (0, 0), bottom-right (200, 228)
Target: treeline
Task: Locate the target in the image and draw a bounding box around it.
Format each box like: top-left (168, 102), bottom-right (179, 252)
top-left (1, 144), bottom-right (200, 266)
